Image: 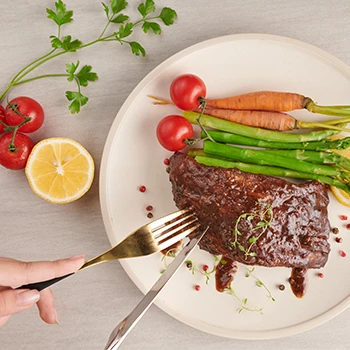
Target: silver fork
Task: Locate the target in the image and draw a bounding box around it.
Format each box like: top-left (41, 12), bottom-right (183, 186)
top-left (16, 208), bottom-right (200, 292)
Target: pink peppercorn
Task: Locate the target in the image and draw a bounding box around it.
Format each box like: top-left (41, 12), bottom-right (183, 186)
top-left (139, 185), bottom-right (146, 193)
top-left (340, 250), bottom-right (347, 258)
top-left (335, 237), bottom-right (343, 243)
top-left (340, 215), bottom-right (348, 221)
top-left (146, 205), bottom-right (153, 211)
top-left (195, 285), bottom-right (201, 291)
top-left (317, 273), bottom-right (324, 278)
top-left (346, 223), bottom-right (350, 230)
top-left (163, 158), bottom-right (170, 165)
top-left (203, 265), bottom-right (209, 272)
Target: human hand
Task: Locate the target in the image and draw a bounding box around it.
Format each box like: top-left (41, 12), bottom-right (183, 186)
top-left (0, 255), bottom-right (85, 328)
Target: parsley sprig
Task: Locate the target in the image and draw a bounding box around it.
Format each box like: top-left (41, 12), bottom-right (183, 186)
top-left (0, 0), bottom-right (177, 113)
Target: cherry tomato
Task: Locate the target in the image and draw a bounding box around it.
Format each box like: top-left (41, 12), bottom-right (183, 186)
top-left (0, 132), bottom-right (34, 170)
top-left (5, 96), bottom-right (44, 133)
top-left (156, 115), bottom-right (193, 151)
top-left (170, 74), bottom-right (206, 111)
top-left (0, 105), bottom-right (6, 134)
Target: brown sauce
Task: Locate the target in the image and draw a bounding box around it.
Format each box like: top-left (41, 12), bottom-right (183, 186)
top-left (215, 257), bottom-right (238, 292)
top-left (289, 267), bottom-right (308, 298)
top-left (169, 153), bottom-right (331, 270)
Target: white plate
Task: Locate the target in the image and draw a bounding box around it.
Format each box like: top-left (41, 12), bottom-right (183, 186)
top-left (99, 33), bottom-right (350, 339)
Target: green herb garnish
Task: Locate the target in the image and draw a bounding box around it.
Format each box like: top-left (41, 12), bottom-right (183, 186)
top-left (232, 200), bottom-right (273, 259)
top-left (225, 267), bottom-right (275, 314)
top-left (0, 0), bottom-right (177, 113)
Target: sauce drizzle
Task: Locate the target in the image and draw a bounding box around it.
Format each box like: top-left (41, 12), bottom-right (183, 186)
top-left (215, 257), bottom-right (238, 292)
top-left (289, 267), bottom-right (308, 298)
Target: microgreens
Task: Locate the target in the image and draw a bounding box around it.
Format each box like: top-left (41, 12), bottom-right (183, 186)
top-left (160, 248), bottom-right (177, 273)
top-left (225, 267), bottom-right (275, 314)
top-left (160, 248), bottom-right (216, 285)
top-left (245, 267), bottom-right (275, 302)
top-left (232, 200), bottom-right (273, 259)
top-left (0, 0), bottom-right (178, 113)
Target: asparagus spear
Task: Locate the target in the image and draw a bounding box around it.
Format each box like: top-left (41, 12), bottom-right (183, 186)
top-left (263, 149), bottom-right (350, 171)
top-left (203, 141), bottom-right (350, 183)
top-left (193, 155), bottom-right (350, 195)
top-left (189, 148), bottom-right (350, 171)
top-left (184, 111), bottom-right (341, 143)
top-left (201, 130), bottom-right (350, 151)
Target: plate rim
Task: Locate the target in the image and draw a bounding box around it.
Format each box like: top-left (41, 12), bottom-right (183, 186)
top-left (99, 33), bottom-right (350, 340)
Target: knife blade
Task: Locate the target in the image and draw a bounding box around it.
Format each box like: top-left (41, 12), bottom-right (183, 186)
top-left (104, 226), bottom-right (209, 350)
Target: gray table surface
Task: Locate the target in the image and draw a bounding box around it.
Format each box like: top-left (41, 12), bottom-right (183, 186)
top-left (1, 0), bottom-right (349, 349)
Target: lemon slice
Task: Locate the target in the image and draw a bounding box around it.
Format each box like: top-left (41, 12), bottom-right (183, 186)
top-left (330, 137), bottom-right (350, 207)
top-left (25, 138), bottom-right (94, 204)
top-left (330, 186), bottom-right (350, 207)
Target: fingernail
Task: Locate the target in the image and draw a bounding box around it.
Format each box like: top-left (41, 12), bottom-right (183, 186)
top-left (53, 308), bottom-right (60, 324)
top-left (69, 254), bottom-right (85, 260)
top-left (17, 290), bottom-right (40, 307)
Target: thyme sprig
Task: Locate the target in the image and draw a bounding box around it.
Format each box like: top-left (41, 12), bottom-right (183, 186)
top-left (160, 247), bottom-right (177, 274)
top-left (225, 267), bottom-right (275, 314)
top-left (232, 200), bottom-right (273, 259)
top-left (185, 259), bottom-right (216, 284)
top-left (160, 248), bottom-right (216, 285)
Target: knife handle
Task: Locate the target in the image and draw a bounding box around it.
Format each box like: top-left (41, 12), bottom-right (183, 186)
top-left (104, 227), bottom-right (209, 350)
top-left (15, 273), bottom-right (74, 292)
top-left (104, 291), bottom-right (156, 350)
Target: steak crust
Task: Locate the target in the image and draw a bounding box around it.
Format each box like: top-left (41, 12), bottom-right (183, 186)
top-left (169, 152), bottom-right (331, 269)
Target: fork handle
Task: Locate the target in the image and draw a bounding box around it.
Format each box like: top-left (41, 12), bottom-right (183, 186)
top-left (15, 273), bottom-right (75, 292)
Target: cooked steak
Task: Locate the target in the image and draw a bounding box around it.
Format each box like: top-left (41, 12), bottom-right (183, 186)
top-left (169, 152), bottom-right (331, 269)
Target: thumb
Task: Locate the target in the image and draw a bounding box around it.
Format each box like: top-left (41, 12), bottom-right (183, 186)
top-left (0, 289), bottom-right (40, 317)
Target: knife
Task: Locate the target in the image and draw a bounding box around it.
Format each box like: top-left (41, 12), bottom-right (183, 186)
top-left (104, 226), bottom-right (209, 350)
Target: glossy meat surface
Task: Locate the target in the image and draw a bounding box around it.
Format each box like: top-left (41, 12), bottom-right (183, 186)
top-left (169, 152), bottom-right (331, 268)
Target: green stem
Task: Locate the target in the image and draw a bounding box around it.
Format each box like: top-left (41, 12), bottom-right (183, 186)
top-left (184, 111), bottom-right (340, 143)
top-left (225, 286), bottom-right (263, 314)
top-left (244, 268), bottom-right (275, 302)
top-left (200, 130), bottom-right (350, 151)
top-left (6, 109), bottom-right (32, 151)
top-left (98, 19), bottom-right (111, 39)
top-left (194, 154), bottom-right (350, 194)
top-left (13, 74), bottom-right (70, 86)
top-left (11, 51), bottom-right (69, 87)
top-left (0, 14), bottom-right (151, 101)
top-left (298, 121), bottom-right (350, 133)
top-left (306, 101), bottom-right (350, 117)
top-left (8, 37), bottom-right (106, 86)
top-left (0, 84), bottom-right (13, 102)
top-left (203, 140), bottom-right (350, 182)
top-left (9, 19), bottom-right (61, 86)
top-left (10, 49), bottom-right (57, 85)
top-left (264, 149), bottom-right (350, 171)
top-left (74, 77), bottom-right (81, 93)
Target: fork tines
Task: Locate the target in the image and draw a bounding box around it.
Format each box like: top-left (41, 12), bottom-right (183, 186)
top-left (151, 208), bottom-right (200, 250)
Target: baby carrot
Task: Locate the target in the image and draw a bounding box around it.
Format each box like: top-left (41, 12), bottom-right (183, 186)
top-left (196, 107), bottom-right (296, 131)
top-left (205, 91), bottom-right (307, 112)
top-left (193, 107), bottom-right (350, 132)
top-left (205, 91), bottom-right (350, 117)
top-left (183, 111), bottom-right (341, 142)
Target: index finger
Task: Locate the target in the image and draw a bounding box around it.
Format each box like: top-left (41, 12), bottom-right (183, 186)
top-left (0, 255), bottom-right (85, 287)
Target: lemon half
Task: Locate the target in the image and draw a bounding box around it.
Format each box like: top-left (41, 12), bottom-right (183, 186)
top-left (25, 138), bottom-right (94, 204)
